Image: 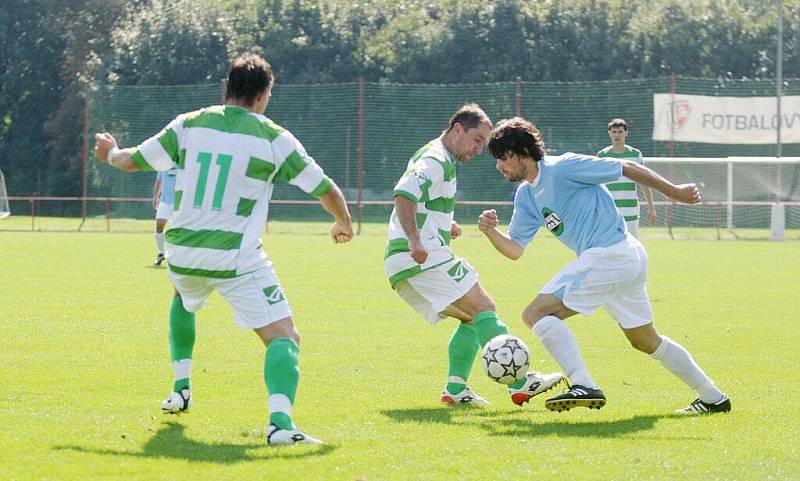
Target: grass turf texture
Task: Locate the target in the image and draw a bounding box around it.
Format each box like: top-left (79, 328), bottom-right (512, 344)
top-left (1, 222), bottom-right (798, 481)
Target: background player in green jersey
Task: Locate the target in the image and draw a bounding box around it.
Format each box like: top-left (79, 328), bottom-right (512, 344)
top-left (597, 119), bottom-right (656, 238)
top-left (385, 104), bottom-right (563, 406)
top-left (94, 53), bottom-right (353, 445)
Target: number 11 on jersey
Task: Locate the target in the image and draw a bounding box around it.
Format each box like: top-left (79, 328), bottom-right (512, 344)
top-left (193, 152), bottom-right (232, 211)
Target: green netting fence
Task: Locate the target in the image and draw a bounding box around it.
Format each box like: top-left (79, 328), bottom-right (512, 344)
top-left (58, 77), bottom-right (794, 233)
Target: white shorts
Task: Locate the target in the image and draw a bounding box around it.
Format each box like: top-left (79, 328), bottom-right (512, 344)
top-left (393, 257), bottom-right (478, 324)
top-left (156, 201), bottom-right (173, 221)
top-left (539, 233), bottom-right (653, 328)
top-left (168, 262), bottom-right (291, 329)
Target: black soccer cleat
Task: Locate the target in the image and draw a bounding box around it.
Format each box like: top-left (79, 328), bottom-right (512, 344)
top-left (545, 384), bottom-right (606, 412)
top-left (154, 253), bottom-right (166, 266)
top-left (676, 396), bottom-right (731, 414)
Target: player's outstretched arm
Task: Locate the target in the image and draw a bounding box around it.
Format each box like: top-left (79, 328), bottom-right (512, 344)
top-left (94, 132), bottom-right (140, 172)
top-left (622, 160), bottom-right (701, 205)
top-left (478, 209), bottom-right (524, 260)
top-left (319, 183), bottom-right (354, 244)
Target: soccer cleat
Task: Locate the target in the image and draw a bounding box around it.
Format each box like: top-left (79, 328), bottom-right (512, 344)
top-left (440, 387), bottom-right (490, 405)
top-left (154, 253), bottom-right (166, 266)
top-left (161, 388), bottom-right (191, 413)
top-left (675, 396), bottom-right (731, 414)
top-left (508, 371), bottom-right (565, 406)
top-left (266, 423), bottom-right (324, 445)
top-left (545, 384), bottom-right (606, 412)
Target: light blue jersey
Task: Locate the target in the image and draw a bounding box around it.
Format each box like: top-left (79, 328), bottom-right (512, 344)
top-left (509, 153), bottom-right (627, 256)
top-left (157, 168), bottom-right (177, 205)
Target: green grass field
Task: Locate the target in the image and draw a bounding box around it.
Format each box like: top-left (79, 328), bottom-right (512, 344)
top-left (1, 222), bottom-right (799, 481)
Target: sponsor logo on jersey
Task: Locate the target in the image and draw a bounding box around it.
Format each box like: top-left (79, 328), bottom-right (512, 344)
top-left (447, 261), bottom-right (469, 282)
top-left (542, 207), bottom-right (564, 236)
top-left (263, 285), bottom-right (286, 305)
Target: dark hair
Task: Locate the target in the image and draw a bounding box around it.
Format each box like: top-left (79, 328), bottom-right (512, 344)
top-left (488, 117), bottom-right (546, 162)
top-left (607, 118), bottom-right (628, 131)
top-left (225, 53), bottom-right (274, 106)
top-left (446, 103), bottom-right (491, 133)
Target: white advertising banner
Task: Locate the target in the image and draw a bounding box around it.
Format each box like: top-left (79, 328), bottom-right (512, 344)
top-left (653, 93), bottom-right (800, 144)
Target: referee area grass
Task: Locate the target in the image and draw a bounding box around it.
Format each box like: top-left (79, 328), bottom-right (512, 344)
top-left (1, 221), bottom-right (798, 481)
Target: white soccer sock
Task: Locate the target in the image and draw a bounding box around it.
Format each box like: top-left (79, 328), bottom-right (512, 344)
top-left (532, 315), bottom-right (598, 389)
top-left (172, 359), bottom-right (192, 382)
top-left (154, 232), bottom-right (165, 254)
top-left (269, 394), bottom-right (292, 417)
top-left (651, 336), bottom-right (724, 403)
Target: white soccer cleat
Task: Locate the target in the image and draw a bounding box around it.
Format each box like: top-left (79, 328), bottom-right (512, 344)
top-left (440, 387), bottom-right (490, 405)
top-left (675, 395), bottom-right (731, 414)
top-left (266, 423), bottom-right (324, 445)
top-left (509, 371), bottom-right (564, 406)
top-left (161, 388), bottom-right (191, 413)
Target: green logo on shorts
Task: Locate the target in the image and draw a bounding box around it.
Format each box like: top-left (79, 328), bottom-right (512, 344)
top-left (447, 261), bottom-right (469, 282)
top-left (542, 207), bottom-right (564, 236)
top-left (263, 285), bottom-right (286, 305)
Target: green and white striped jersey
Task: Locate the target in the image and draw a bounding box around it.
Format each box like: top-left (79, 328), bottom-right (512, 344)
top-left (130, 105), bottom-right (332, 278)
top-left (385, 138), bottom-right (457, 287)
top-left (596, 144), bottom-right (644, 222)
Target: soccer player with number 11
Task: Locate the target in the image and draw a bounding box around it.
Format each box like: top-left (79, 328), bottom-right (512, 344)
top-left (94, 52), bottom-right (353, 445)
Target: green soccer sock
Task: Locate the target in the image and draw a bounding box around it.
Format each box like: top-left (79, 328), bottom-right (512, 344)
top-left (473, 311), bottom-right (510, 346)
top-left (265, 337), bottom-right (300, 431)
top-left (446, 323), bottom-right (480, 395)
top-left (169, 295), bottom-right (196, 392)
top-left (473, 311), bottom-right (527, 389)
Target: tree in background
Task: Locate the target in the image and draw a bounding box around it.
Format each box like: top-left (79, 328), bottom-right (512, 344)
top-left (1, 0), bottom-right (797, 197)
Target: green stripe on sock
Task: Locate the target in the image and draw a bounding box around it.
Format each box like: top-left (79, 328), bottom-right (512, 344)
top-left (270, 412), bottom-right (294, 431)
top-left (173, 378), bottom-right (190, 392)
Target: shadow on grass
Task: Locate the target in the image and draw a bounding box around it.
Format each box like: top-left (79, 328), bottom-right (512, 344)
top-left (382, 407), bottom-right (708, 439)
top-left (54, 421), bottom-right (335, 463)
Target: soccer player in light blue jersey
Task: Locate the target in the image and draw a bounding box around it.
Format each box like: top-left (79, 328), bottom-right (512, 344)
top-left (152, 168), bottom-right (177, 266)
top-left (478, 117), bottom-right (730, 415)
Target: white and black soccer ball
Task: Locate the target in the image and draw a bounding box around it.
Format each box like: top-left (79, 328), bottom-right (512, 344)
top-left (481, 334), bottom-right (530, 384)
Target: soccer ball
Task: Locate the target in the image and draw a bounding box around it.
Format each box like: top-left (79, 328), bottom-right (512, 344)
top-left (481, 335), bottom-right (530, 384)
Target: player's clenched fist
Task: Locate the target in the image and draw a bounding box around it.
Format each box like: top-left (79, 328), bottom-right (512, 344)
top-left (478, 209), bottom-right (499, 233)
top-left (330, 221), bottom-right (354, 244)
top-left (94, 132), bottom-right (118, 163)
top-left (408, 238), bottom-right (428, 264)
top-left (672, 183), bottom-right (702, 204)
